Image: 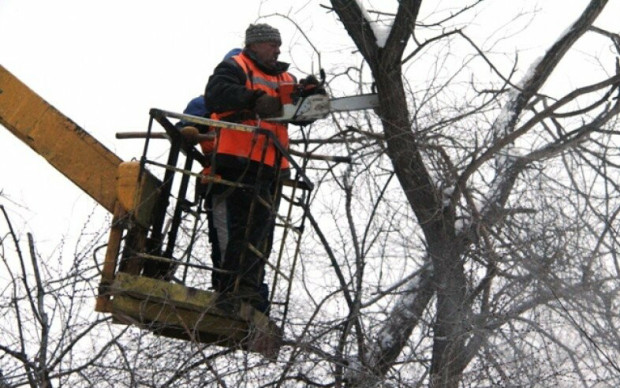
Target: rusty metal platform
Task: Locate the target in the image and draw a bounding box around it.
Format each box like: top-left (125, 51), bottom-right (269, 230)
top-left (110, 272), bottom-right (282, 358)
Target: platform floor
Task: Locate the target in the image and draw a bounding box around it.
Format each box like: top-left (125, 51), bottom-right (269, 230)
top-left (110, 272), bottom-right (282, 358)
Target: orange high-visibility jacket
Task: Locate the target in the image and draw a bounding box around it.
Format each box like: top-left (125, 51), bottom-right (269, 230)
top-left (210, 53), bottom-right (294, 170)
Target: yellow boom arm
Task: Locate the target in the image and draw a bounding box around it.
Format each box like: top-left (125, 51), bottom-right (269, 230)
top-left (0, 65), bottom-right (122, 213)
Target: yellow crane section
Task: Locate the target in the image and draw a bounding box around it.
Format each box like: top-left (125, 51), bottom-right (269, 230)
top-left (0, 65), bottom-right (121, 213)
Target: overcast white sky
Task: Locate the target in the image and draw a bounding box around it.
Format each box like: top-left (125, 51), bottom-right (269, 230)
top-left (1, 0), bottom-right (619, 254)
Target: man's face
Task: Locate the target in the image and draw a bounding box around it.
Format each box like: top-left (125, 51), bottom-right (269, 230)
top-left (249, 41), bottom-right (281, 68)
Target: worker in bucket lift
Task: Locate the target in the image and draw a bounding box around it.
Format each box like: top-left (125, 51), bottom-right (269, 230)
top-left (200, 23), bottom-right (320, 314)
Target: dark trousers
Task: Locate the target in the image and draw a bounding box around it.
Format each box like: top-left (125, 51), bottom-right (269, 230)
top-left (207, 180), bottom-right (276, 295)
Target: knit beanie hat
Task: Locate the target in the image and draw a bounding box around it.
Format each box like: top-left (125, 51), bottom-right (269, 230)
top-left (245, 23), bottom-right (282, 45)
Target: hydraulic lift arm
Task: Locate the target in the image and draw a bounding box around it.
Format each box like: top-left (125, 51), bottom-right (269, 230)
top-left (0, 65), bottom-right (123, 212)
top-left (0, 64), bottom-right (161, 309)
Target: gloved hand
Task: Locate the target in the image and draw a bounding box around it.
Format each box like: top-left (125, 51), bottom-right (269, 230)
top-left (253, 94), bottom-right (282, 117)
top-left (299, 74), bottom-right (326, 96)
top-left (300, 75), bottom-right (320, 86)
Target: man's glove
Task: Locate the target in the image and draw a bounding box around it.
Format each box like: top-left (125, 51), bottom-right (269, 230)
top-left (299, 74), bottom-right (326, 96)
top-left (300, 75), bottom-right (320, 86)
top-left (253, 94), bottom-right (282, 117)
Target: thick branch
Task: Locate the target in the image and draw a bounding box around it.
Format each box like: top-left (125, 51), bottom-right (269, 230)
top-left (455, 0), bottom-right (610, 199)
top-left (329, 0), bottom-right (380, 67)
top-left (345, 264), bottom-right (434, 386)
top-left (481, 97), bottom-right (620, 227)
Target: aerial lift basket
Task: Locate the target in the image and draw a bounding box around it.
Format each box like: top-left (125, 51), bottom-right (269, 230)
top-left (97, 109), bottom-right (313, 358)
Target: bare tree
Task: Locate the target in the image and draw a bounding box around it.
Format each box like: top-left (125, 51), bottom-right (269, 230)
top-left (305, 0), bottom-right (620, 386)
top-left (3, 1), bottom-right (620, 387)
top-left (0, 204), bottom-right (130, 387)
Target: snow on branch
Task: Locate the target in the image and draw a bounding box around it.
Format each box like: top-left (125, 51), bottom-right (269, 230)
top-left (353, 0), bottom-right (393, 48)
top-left (331, 0), bottom-right (422, 67)
top-left (455, 0), bottom-right (610, 215)
top-left (344, 264), bottom-right (434, 383)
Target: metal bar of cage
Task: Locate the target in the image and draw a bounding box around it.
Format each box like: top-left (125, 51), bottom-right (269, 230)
top-left (141, 109), bottom-right (315, 322)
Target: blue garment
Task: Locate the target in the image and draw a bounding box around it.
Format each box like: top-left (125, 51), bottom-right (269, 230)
top-left (223, 48), bottom-right (242, 60)
top-left (183, 96), bottom-right (208, 117)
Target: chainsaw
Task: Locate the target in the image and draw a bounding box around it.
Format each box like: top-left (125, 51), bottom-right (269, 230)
top-left (274, 79), bottom-right (379, 123)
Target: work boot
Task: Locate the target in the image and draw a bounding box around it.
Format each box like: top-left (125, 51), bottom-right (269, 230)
top-left (236, 285), bottom-right (264, 312)
top-left (257, 283), bottom-right (271, 316)
top-left (214, 292), bottom-right (239, 315)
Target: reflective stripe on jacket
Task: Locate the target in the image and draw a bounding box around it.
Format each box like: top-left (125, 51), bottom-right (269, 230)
top-left (211, 53), bottom-right (294, 169)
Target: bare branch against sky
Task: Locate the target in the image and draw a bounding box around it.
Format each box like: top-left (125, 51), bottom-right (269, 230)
top-left (2, 1), bottom-right (620, 387)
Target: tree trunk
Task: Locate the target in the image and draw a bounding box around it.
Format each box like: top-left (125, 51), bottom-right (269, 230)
top-left (429, 239), bottom-right (468, 387)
